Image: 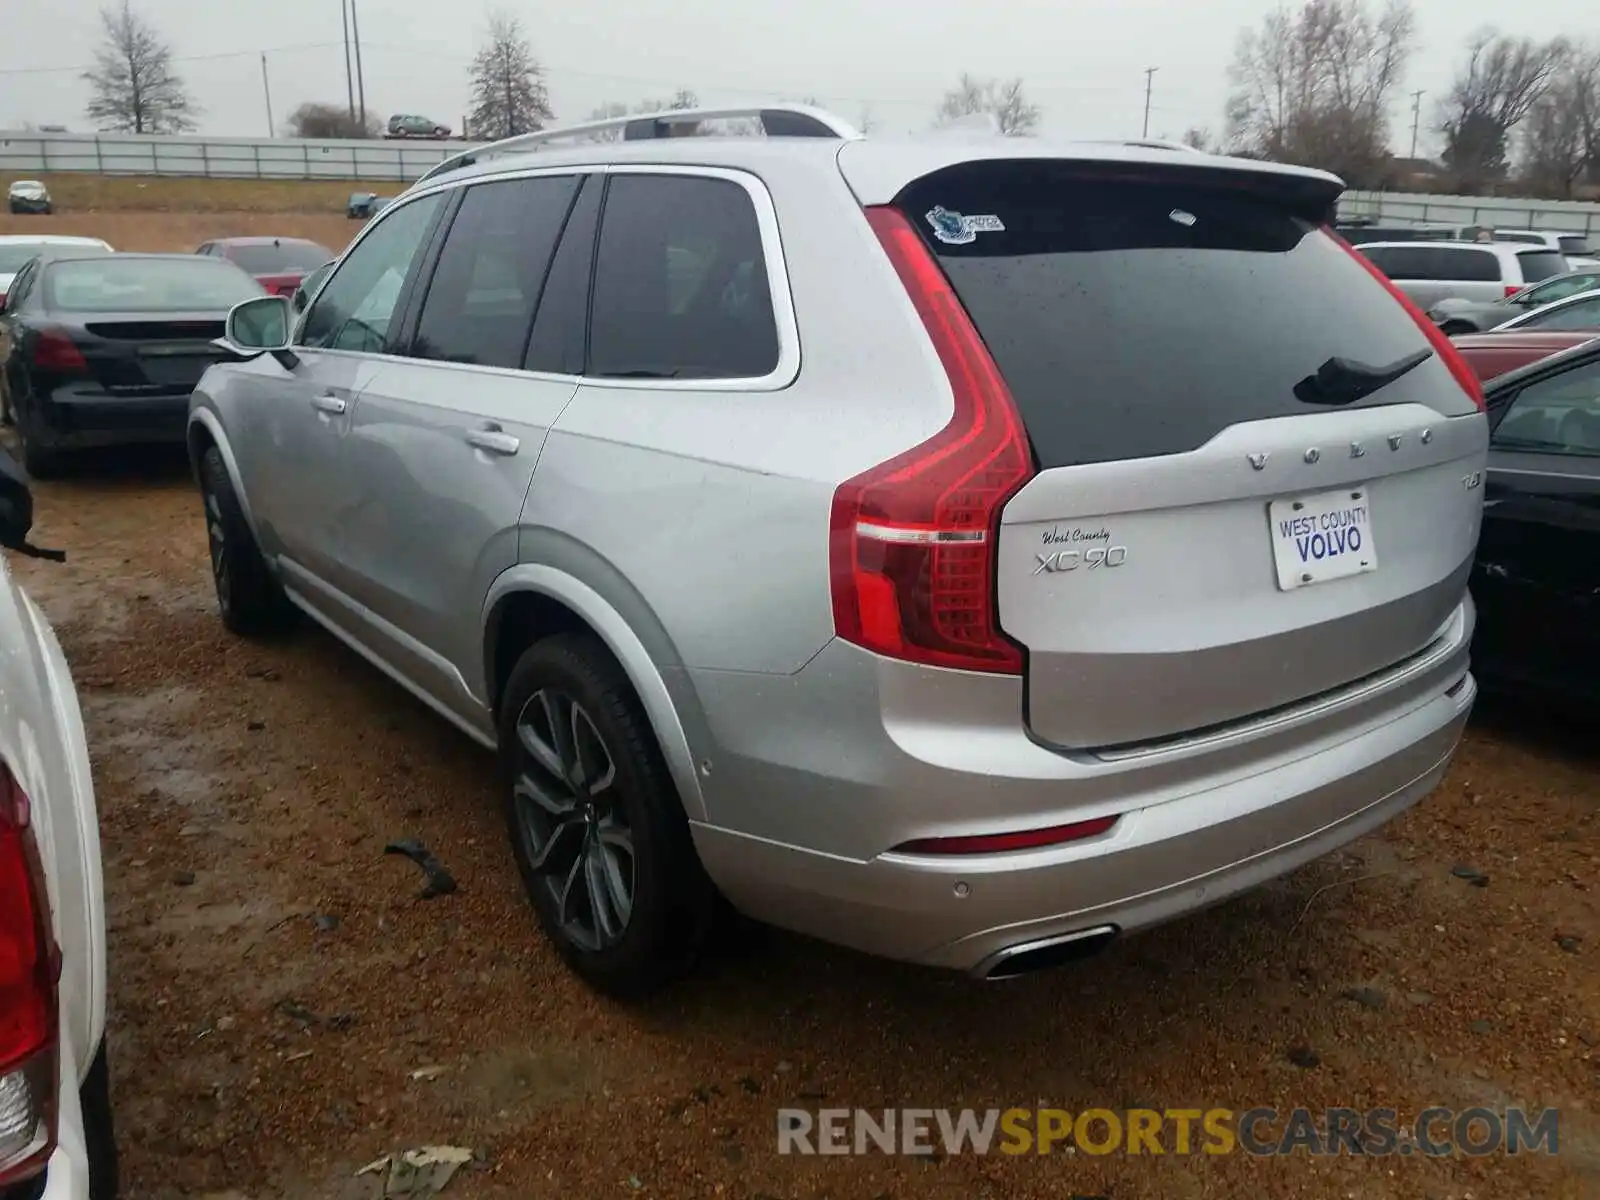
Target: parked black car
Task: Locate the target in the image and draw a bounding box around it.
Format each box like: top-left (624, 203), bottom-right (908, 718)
top-left (1472, 336), bottom-right (1600, 702)
top-left (0, 253), bottom-right (264, 476)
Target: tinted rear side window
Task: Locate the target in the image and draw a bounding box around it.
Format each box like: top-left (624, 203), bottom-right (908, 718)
top-left (896, 164), bottom-right (1475, 470)
top-left (1516, 249), bottom-right (1568, 283)
top-left (410, 174), bottom-right (579, 369)
top-left (1413, 247), bottom-right (1501, 281)
top-left (588, 174), bottom-right (779, 379)
top-left (1559, 235), bottom-right (1592, 257)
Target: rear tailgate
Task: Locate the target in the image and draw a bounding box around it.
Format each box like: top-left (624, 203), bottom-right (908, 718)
top-left (886, 160), bottom-right (1486, 749)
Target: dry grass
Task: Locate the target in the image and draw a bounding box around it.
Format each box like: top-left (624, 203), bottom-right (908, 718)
top-left (0, 209), bottom-right (356, 254)
top-left (1, 172), bottom-right (383, 214)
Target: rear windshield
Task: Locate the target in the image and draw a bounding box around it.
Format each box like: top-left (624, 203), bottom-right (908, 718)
top-left (45, 258), bottom-right (264, 312)
top-left (226, 242), bottom-right (330, 274)
top-left (897, 164), bottom-right (1474, 469)
top-left (1559, 235), bottom-right (1592, 257)
top-left (1516, 249), bottom-right (1568, 283)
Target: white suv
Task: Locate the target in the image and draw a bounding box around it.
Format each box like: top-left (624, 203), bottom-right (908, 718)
top-left (0, 451), bottom-right (115, 1198)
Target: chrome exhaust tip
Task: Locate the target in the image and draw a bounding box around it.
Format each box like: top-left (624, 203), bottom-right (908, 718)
top-left (977, 925), bottom-right (1119, 981)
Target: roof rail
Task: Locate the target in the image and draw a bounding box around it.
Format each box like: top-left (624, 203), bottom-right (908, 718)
top-left (1080, 137), bottom-right (1206, 154)
top-left (415, 103), bottom-right (863, 185)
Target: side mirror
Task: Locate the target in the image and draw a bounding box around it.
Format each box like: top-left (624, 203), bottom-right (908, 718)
top-left (224, 295), bottom-right (298, 369)
top-left (0, 447), bottom-right (64, 561)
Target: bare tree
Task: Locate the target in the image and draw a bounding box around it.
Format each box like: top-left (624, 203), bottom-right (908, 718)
top-left (581, 92), bottom-right (701, 143)
top-left (857, 105), bottom-right (876, 134)
top-left (935, 74), bottom-right (1040, 136)
top-left (1226, 0), bottom-right (1414, 186)
top-left (285, 102), bottom-right (379, 139)
top-left (82, 0), bottom-right (196, 134)
top-left (1181, 126), bottom-right (1216, 151)
top-left (467, 12), bottom-right (554, 141)
top-left (1437, 29), bottom-right (1568, 188)
top-left (1519, 45), bottom-right (1600, 197)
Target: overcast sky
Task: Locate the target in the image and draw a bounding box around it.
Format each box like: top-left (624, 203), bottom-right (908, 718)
top-left (0, 0), bottom-right (1591, 151)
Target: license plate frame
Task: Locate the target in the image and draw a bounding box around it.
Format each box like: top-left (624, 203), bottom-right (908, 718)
top-left (1268, 487), bottom-right (1378, 591)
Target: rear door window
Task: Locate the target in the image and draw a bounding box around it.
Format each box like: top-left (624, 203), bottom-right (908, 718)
top-left (587, 173), bottom-right (779, 380)
top-left (1515, 249), bottom-right (1568, 283)
top-left (895, 163), bottom-right (1476, 470)
top-left (1413, 247), bottom-right (1501, 281)
top-left (409, 174), bottom-right (579, 369)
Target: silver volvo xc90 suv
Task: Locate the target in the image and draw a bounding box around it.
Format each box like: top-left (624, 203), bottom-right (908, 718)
top-left (190, 105), bottom-right (1487, 995)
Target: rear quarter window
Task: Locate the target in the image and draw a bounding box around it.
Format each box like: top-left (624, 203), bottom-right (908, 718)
top-left (894, 163), bottom-right (1477, 470)
top-left (1515, 249), bottom-right (1568, 283)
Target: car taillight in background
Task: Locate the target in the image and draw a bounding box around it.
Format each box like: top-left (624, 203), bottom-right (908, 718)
top-left (1326, 227), bottom-right (1486, 411)
top-left (0, 762), bottom-right (59, 1189)
top-left (31, 330), bottom-right (87, 374)
top-left (1504, 284), bottom-right (1523, 298)
top-left (828, 205), bottom-right (1036, 675)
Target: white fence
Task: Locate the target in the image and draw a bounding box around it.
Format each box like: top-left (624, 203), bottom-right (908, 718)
top-left (4, 130), bottom-right (1600, 234)
top-left (1338, 190), bottom-right (1600, 238)
top-left (0, 131), bottom-right (474, 182)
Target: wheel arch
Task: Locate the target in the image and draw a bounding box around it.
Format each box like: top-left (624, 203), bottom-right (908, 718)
top-left (483, 563), bottom-right (708, 822)
top-left (187, 408), bottom-right (267, 548)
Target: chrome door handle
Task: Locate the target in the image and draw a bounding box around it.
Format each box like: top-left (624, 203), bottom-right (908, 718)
top-left (312, 393), bottom-right (346, 415)
top-left (465, 428), bottom-right (520, 456)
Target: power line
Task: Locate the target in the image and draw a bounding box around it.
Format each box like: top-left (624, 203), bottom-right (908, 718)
top-left (0, 41), bottom-right (337, 76)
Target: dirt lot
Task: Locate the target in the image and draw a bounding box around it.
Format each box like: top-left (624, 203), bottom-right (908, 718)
top-left (1, 183), bottom-right (1597, 1198)
top-left (1, 174), bottom-right (363, 253)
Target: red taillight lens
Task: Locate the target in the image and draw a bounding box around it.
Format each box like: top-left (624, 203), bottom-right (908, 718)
top-left (31, 330), bottom-right (87, 374)
top-left (1326, 228), bottom-right (1485, 411)
top-left (829, 206), bottom-right (1035, 674)
top-left (0, 763), bottom-right (58, 1187)
top-left (892, 815), bottom-right (1119, 856)
top-left (1505, 285), bottom-right (1523, 299)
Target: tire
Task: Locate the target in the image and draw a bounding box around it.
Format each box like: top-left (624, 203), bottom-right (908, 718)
top-left (15, 402), bottom-right (65, 479)
top-left (81, 1041), bottom-right (119, 1200)
top-left (199, 445), bottom-right (295, 636)
top-left (1440, 321), bottom-right (1475, 337)
top-left (498, 633), bottom-right (713, 998)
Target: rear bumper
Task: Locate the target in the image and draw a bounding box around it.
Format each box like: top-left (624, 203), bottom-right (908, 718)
top-left (30, 384), bottom-right (190, 449)
top-left (8, 199), bottom-right (49, 213)
top-left (687, 598), bottom-right (1476, 974)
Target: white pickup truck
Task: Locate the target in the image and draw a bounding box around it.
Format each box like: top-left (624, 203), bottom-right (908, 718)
top-left (0, 447), bottom-right (115, 1200)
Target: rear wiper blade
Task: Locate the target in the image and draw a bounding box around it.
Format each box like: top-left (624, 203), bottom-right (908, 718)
top-left (1293, 347), bottom-right (1433, 406)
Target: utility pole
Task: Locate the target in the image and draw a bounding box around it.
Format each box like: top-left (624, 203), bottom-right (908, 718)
top-left (1409, 89), bottom-right (1424, 159)
top-left (351, 0), bottom-right (367, 130)
top-left (341, 0), bottom-right (355, 121)
top-left (1142, 67), bottom-right (1158, 138)
top-left (260, 54), bottom-right (274, 137)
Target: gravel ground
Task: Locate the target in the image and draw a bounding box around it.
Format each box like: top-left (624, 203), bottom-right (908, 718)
top-left (7, 446), bottom-right (1597, 1200)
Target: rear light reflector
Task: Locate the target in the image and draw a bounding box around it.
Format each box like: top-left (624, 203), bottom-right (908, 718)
top-left (31, 330), bottom-right (87, 374)
top-left (1326, 228), bottom-right (1485, 411)
top-left (892, 815), bottom-right (1119, 856)
top-left (828, 206), bottom-right (1036, 674)
top-left (0, 763), bottom-right (58, 1188)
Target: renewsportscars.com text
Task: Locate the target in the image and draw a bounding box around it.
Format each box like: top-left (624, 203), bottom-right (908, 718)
top-left (777, 1106), bottom-right (1559, 1157)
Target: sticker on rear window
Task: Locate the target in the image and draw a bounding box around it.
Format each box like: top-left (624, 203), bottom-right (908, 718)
top-left (926, 205), bottom-right (1005, 245)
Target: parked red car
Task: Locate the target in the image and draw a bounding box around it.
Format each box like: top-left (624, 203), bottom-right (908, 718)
top-left (1449, 330), bottom-right (1599, 383)
top-left (194, 237), bottom-right (333, 298)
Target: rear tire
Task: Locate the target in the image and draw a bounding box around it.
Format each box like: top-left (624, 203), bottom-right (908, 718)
top-left (199, 445), bottom-right (295, 636)
top-left (82, 1042), bottom-right (119, 1200)
top-left (1440, 321), bottom-right (1475, 337)
top-left (15, 404), bottom-right (65, 479)
top-left (498, 633), bottom-right (713, 998)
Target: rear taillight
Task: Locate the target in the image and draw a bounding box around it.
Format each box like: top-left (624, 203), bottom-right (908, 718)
top-left (31, 330), bottom-right (87, 374)
top-left (829, 206), bottom-right (1035, 675)
top-left (1326, 228), bottom-right (1485, 411)
top-left (1505, 284), bottom-right (1523, 299)
top-left (0, 764), bottom-right (58, 1188)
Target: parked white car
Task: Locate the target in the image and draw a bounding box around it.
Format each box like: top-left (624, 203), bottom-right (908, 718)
top-left (0, 448), bottom-right (115, 1198)
top-left (5, 182), bottom-right (52, 217)
top-left (0, 237), bottom-right (114, 305)
top-left (1490, 228), bottom-right (1600, 270)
